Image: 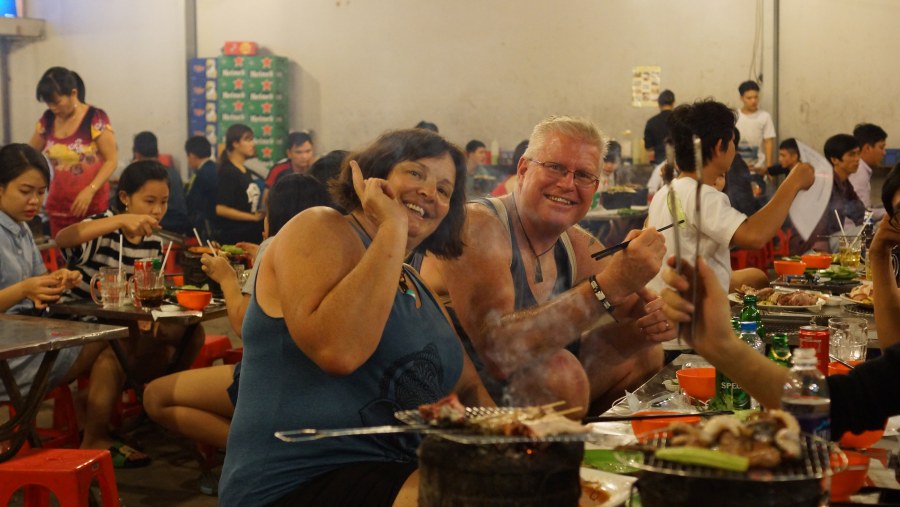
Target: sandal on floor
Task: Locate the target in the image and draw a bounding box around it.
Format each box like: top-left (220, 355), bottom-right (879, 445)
top-left (108, 442), bottom-right (151, 469)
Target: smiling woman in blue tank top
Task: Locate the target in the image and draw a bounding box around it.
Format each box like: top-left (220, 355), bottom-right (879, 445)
top-left (219, 129), bottom-right (492, 507)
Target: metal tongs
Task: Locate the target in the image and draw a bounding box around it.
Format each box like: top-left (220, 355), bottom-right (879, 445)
top-left (665, 137), bottom-right (704, 346)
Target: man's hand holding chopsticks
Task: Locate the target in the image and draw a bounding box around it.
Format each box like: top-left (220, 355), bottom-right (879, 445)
top-left (596, 227), bottom-right (666, 304)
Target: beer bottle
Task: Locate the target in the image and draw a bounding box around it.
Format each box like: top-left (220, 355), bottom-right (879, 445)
top-left (710, 319), bottom-right (750, 411)
top-left (740, 294), bottom-right (766, 342)
top-left (769, 333), bottom-right (792, 367)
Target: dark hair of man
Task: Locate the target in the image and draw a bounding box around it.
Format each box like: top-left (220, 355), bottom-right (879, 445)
top-left (330, 128), bottom-right (466, 258)
top-left (604, 140), bottom-right (622, 163)
top-left (220, 124), bottom-right (253, 165)
top-left (853, 123), bottom-right (887, 147)
top-left (738, 80), bottom-right (760, 96)
top-left (36, 66), bottom-right (85, 103)
top-left (0, 143), bottom-right (51, 187)
top-left (658, 89), bottom-right (675, 107)
top-left (506, 139), bottom-right (529, 175)
top-left (824, 134), bottom-right (860, 164)
top-left (115, 160), bottom-right (169, 212)
top-left (465, 140), bottom-right (485, 154)
top-left (414, 120), bottom-right (439, 133)
top-left (882, 163), bottom-right (900, 216)
top-left (667, 99), bottom-right (736, 173)
top-left (308, 150), bottom-right (348, 184)
top-left (779, 138), bottom-right (799, 154)
top-left (286, 131), bottom-right (313, 150)
top-left (268, 173), bottom-right (334, 236)
top-left (184, 135), bottom-right (212, 159)
top-left (133, 131), bottom-right (159, 159)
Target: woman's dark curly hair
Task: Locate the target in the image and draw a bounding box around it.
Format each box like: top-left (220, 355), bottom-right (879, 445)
top-left (330, 128), bottom-right (467, 259)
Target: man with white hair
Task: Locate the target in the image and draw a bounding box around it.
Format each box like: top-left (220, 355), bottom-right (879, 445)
top-left (422, 115), bottom-right (674, 416)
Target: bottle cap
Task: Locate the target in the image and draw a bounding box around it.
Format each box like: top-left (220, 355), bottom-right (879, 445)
top-left (742, 294), bottom-right (757, 303)
top-left (793, 348), bottom-right (817, 364)
top-left (152, 258), bottom-right (162, 271)
top-left (740, 321), bottom-right (758, 332)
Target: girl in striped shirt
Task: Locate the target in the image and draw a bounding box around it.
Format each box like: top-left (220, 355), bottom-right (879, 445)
top-left (56, 160), bottom-right (205, 467)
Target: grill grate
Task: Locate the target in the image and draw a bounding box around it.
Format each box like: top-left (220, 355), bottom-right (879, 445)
top-left (618, 432), bottom-right (845, 481)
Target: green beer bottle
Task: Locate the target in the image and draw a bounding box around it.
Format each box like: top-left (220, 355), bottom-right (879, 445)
top-left (740, 294), bottom-right (765, 342)
top-left (710, 319), bottom-right (750, 410)
top-left (769, 333), bottom-right (792, 367)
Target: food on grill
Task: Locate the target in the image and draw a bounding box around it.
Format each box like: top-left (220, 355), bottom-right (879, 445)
top-left (417, 395), bottom-right (590, 438)
top-left (418, 393), bottom-right (467, 425)
top-left (654, 447), bottom-right (749, 472)
top-left (630, 411), bottom-right (801, 470)
top-left (848, 283), bottom-right (874, 305)
top-left (736, 286), bottom-right (821, 307)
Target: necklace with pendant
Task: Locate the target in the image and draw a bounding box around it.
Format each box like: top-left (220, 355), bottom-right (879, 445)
top-left (510, 198), bottom-right (555, 283)
top-left (350, 213), bottom-right (417, 299)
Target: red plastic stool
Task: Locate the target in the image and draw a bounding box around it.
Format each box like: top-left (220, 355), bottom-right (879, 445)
top-left (1, 385), bottom-right (80, 449)
top-left (191, 335), bottom-right (232, 369)
top-left (223, 347), bottom-right (243, 365)
top-left (0, 448), bottom-right (120, 507)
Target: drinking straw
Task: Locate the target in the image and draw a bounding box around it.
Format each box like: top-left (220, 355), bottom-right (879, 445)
top-left (160, 240), bottom-right (173, 274)
top-left (117, 234), bottom-right (124, 282)
top-left (834, 210), bottom-right (846, 238)
top-left (192, 227), bottom-right (203, 246)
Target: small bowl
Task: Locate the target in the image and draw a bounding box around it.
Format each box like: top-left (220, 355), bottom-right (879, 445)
top-left (802, 254), bottom-right (833, 269)
top-left (176, 290), bottom-right (212, 310)
top-left (830, 450), bottom-right (870, 501)
top-left (676, 367), bottom-right (716, 401)
top-left (839, 427), bottom-right (885, 449)
top-left (630, 410), bottom-right (700, 438)
top-left (774, 260), bottom-right (807, 276)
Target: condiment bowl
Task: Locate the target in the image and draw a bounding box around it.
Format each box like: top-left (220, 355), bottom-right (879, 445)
top-left (676, 367), bottom-right (716, 401)
top-left (801, 254), bottom-right (833, 269)
top-left (176, 290), bottom-right (212, 311)
top-left (830, 450), bottom-right (869, 501)
top-left (631, 410), bottom-right (700, 438)
top-left (839, 427), bottom-right (885, 449)
top-left (774, 260), bottom-right (807, 276)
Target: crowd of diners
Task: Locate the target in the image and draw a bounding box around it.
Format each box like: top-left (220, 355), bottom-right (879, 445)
top-left (0, 64), bottom-right (898, 506)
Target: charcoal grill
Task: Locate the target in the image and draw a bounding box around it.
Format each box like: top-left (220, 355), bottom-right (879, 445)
top-left (616, 431), bottom-right (847, 507)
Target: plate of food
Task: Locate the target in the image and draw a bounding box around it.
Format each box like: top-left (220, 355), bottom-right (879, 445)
top-left (730, 286), bottom-right (826, 311)
top-left (818, 266), bottom-right (858, 281)
top-left (841, 282), bottom-right (873, 308)
top-left (580, 467), bottom-right (635, 507)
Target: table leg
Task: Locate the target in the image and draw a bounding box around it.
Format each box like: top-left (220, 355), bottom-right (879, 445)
top-left (0, 351), bottom-right (58, 461)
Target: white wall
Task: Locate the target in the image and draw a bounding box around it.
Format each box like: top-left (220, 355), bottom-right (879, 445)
top-left (8, 0), bottom-right (186, 175)
top-left (5, 0), bottom-right (898, 175)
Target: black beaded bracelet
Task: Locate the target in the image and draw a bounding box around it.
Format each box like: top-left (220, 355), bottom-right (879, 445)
top-left (588, 275), bottom-right (615, 314)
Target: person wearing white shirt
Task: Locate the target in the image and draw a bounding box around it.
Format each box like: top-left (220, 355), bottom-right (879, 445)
top-left (647, 99), bottom-right (814, 295)
top-left (849, 123), bottom-right (888, 219)
top-left (735, 81), bottom-right (776, 179)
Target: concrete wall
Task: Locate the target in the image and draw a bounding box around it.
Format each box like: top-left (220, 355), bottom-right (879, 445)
top-left (4, 0), bottom-right (898, 175)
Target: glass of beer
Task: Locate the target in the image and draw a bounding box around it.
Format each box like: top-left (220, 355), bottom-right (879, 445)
top-left (838, 235), bottom-right (861, 270)
top-left (131, 269), bottom-right (166, 309)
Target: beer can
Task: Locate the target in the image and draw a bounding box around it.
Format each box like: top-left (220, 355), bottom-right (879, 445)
top-left (798, 325), bottom-right (830, 375)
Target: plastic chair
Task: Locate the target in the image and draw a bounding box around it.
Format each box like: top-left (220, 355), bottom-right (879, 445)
top-left (190, 335), bottom-right (232, 369)
top-left (223, 347), bottom-right (243, 365)
top-left (0, 448), bottom-right (120, 506)
top-left (0, 385), bottom-right (79, 449)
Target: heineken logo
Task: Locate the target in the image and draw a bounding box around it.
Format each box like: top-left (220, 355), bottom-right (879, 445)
top-left (222, 113), bottom-right (246, 121)
top-left (261, 57), bottom-right (272, 69)
top-left (250, 70), bottom-right (274, 78)
top-left (261, 80), bottom-right (272, 91)
top-left (250, 93), bottom-right (274, 100)
top-left (255, 137), bottom-right (275, 145)
top-left (262, 147), bottom-right (273, 158)
top-left (261, 103), bottom-right (272, 113)
top-left (250, 115), bottom-right (274, 122)
top-left (222, 91), bottom-right (244, 99)
top-left (221, 69), bottom-right (246, 77)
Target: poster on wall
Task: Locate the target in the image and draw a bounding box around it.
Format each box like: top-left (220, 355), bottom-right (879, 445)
top-left (631, 66), bottom-right (661, 107)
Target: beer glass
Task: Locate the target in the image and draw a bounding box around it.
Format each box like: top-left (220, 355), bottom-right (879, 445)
top-left (89, 267), bottom-right (126, 308)
top-left (828, 317), bottom-right (868, 363)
